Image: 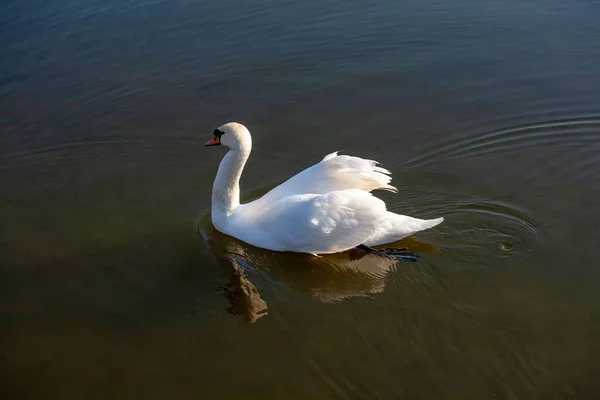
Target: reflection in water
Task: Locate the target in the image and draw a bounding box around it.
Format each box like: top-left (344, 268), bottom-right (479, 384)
top-left (223, 259), bottom-right (268, 323)
top-left (198, 213), bottom-right (438, 319)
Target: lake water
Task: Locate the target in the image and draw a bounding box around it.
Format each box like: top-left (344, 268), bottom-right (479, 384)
top-left (2, 0), bottom-right (600, 398)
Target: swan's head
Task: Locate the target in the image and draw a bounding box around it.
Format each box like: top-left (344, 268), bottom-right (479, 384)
top-left (206, 122), bottom-right (252, 151)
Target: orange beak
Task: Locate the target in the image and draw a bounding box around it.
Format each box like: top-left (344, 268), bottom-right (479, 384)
top-left (205, 136), bottom-right (221, 146)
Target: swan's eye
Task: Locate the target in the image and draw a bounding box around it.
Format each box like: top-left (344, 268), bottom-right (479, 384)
top-left (214, 129), bottom-right (224, 138)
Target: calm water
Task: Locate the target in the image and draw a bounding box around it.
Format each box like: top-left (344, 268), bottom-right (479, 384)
top-left (2, 0), bottom-right (600, 398)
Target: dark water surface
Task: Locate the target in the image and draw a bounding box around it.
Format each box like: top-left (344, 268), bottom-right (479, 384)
top-left (2, 0), bottom-right (600, 398)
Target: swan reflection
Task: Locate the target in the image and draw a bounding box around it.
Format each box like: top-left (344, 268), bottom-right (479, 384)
top-left (199, 220), bottom-right (437, 322)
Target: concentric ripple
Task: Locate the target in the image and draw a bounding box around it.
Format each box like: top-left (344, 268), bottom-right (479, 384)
top-left (403, 114), bottom-right (600, 167)
top-left (443, 199), bottom-right (542, 260)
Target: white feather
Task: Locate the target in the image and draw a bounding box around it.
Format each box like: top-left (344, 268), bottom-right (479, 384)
top-left (260, 151), bottom-right (398, 202)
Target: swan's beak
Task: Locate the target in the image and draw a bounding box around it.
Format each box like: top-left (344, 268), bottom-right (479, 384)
top-left (205, 136), bottom-right (221, 146)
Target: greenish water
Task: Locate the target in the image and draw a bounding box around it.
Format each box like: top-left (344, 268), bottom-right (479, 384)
top-left (1, 0), bottom-right (600, 398)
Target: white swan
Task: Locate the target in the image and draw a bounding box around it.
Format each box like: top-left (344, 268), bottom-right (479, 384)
top-left (206, 122), bottom-right (443, 257)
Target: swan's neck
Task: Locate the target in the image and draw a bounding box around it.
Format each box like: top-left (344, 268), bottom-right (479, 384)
top-left (211, 145), bottom-right (250, 227)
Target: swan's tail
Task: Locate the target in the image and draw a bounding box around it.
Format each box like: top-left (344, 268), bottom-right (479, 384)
top-left (416, 216), bottom-right (444, 231)
top-left (367, 214), bottom-right (444, 247)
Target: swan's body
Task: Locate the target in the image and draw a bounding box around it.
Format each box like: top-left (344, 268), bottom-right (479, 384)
top-left (207, 122), bottom-right (443, 255)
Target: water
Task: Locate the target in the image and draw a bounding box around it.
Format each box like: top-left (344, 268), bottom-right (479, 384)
top-left (2, 0), bottom-right (600, 398)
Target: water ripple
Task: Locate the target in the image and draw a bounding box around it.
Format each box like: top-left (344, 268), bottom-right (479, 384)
top-left (444, 199), bottom-right (542, 259)
top-left (0, 134), bottom-right (201, 174)
top-left (403, 114), bottom-right (600, 167)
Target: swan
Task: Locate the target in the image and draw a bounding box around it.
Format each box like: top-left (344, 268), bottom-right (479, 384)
top-left (205, 122), bottom-right (443, 260)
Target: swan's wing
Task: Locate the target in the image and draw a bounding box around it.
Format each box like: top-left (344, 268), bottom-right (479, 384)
top-left (246, 189), bottom-right (392, 254)
top-left (259, 152), bottom-right (397, 202)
